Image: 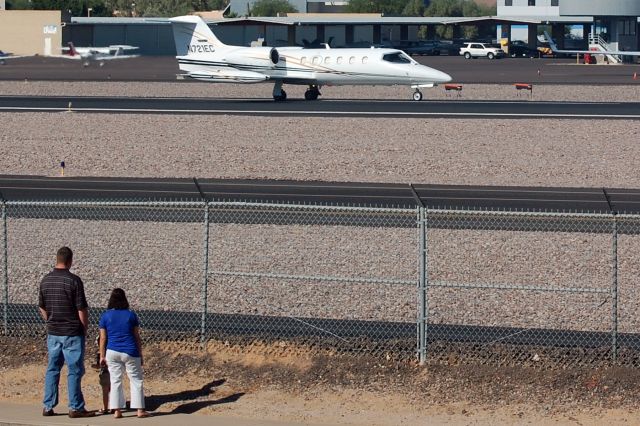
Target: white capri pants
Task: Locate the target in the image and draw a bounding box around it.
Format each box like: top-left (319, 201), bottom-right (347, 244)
top-left (105, 349), bottom-right (145, 409)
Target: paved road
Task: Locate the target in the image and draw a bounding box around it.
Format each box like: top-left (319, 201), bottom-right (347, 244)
top-left (1, 55), bottom-right (640, 84)
top-left (1, 95), bottom-right (640, 119)
top-left (0, 175), bottom-right (638, 212)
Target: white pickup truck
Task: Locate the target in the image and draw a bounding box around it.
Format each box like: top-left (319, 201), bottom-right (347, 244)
top-left (459, 42), bottom-right (504, 60)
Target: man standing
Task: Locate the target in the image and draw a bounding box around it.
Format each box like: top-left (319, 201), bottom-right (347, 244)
top-left (38, 247), bottom-right (94, 418)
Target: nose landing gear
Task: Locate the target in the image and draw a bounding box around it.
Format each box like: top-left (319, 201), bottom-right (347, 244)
top-left (412, 89), bottom-right (423, 101)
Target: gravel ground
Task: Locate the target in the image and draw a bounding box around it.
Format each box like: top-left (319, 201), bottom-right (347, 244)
top-left (3, 81), bottom-right (640, 360)
top-left (1, 111), bottom-right (640, 188)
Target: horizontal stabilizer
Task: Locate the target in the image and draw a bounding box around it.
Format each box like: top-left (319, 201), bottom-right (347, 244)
top-left (183, 68), bottom-right (269, 83)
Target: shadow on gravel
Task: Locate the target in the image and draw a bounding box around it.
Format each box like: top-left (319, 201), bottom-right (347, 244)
top-left (145, 378), bottom-right (243, 413)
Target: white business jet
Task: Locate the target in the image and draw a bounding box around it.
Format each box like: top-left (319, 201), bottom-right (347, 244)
top-left (169, 15), bottom-right (452, 101)
top-left (57, 42), bottom-right (140, 67)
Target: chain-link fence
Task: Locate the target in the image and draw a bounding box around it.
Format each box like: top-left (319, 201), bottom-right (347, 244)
top-left (0, 199), bottom-right (636, 365)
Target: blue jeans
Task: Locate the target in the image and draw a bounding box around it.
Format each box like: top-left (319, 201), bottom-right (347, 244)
top-left (43, 334), bottom-right (86, 411)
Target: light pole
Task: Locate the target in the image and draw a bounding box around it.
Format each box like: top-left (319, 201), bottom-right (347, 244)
top-left (87, 7), bottom-right (92, 17)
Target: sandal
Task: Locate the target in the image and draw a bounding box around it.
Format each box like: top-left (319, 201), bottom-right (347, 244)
top-left (137, 411), bottom-right (151, 418)
top-left (97, 409), bottom-right (110, 415)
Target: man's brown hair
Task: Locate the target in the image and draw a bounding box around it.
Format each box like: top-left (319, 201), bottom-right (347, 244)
top-left (56, 246), bottom-right (73, 265)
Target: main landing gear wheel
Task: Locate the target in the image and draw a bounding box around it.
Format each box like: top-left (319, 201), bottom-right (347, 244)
top-left (273, 90), bottom-right (287, 102)
top-left (304, 86), bottom-right (321, 101)
top-left (412, 90), bottom-right (423, 101)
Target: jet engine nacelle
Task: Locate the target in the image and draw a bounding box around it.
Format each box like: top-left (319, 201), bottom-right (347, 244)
top-left (225, 47), bottom-right (280, 68)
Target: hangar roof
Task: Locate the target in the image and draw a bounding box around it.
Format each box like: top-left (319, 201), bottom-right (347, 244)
top-left (70, 15), bottom-right (595, 26)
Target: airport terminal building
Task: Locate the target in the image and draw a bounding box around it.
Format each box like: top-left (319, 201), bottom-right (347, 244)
top-left (498, 0), bottom-right (640, 52)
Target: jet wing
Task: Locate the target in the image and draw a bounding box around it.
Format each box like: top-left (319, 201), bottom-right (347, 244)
top-left (96, 54), bottom-right (140, 60)
top-left (184, 68), bottom-right (269, 83)
top-left (108, 45), bottom-right (139, 50)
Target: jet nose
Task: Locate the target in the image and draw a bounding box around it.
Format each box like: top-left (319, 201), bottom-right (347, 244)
top-left (414, 65), bottom-right (452, 84)
top-left (436, 70), bottom-right (452, 83)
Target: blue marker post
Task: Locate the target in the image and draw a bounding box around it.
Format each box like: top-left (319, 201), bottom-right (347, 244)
top-left (60, 161), bottom-right (65, 177)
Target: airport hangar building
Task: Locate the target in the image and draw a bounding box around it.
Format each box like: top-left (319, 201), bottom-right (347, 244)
top-left (1, 0), bottom-right (639, 57)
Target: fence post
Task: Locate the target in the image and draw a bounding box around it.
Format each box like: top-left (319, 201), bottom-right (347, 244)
top-left (611, 213), bottom-right (618, 362)
top-left (417, 206), bottom-right (428, 365)
top-left (200, 203), bottom-right (210, 346)
top-left (2, 201), bottom-right (7, 336)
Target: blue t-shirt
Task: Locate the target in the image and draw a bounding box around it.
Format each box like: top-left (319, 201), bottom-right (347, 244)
top-left (98, 309), bottom-right (140, 357)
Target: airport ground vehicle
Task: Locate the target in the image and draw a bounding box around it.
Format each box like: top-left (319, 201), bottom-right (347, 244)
top-left (459, 42), bottom-right (504, 59)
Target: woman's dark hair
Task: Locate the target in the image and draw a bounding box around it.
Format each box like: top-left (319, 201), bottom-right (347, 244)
top-left (107, 288), bottom-right (129, 310)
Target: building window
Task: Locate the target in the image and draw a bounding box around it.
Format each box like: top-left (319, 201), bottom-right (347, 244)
top-left (551, 0), bottom-right (558, 5)
top-left (528, 0), bottom-right (535, 5)
top-left (620, 19), bottom-right (637, 36)
top-left (505, 0), bottom-right (512, 6)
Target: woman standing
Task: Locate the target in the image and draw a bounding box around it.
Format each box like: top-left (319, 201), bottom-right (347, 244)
top-left (99, 288), bottom-right (150, 419)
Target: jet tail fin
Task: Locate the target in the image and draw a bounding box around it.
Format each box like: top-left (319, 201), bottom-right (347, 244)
top-left (67, 42), bottom-right (77, 57)
top-left (543, 31), bottom-right (559, 53)
top-left (169, 15), bottom-right (227, 57)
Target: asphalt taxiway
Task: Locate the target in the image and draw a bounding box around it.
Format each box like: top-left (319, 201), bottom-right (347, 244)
top-left (0, 175), bottom-right (637, 213)
top-left (1, 95), bottom-right (639, 119)
top-left (1, 55), bottom-right (640, 84)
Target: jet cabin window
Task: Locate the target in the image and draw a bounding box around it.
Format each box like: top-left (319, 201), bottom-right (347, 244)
top-left (382, 52), bottom-right (411, 64)
top-left (349, 56), bottom-right (355, 64)
top-left (362, 56), bottom-right (368, 64)
top-left (312, 56), bottom-right (320, 65)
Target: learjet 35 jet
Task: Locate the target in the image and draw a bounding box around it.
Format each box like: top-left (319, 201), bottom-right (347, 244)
top-left (169, 15), bottom-right (452, 101)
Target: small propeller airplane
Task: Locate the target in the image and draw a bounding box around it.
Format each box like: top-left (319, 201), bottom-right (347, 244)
top-left (56, 42), bottom-right (140, 67)
top-left (0, 50), bottom-right (27, 65)
top-left (169, 15), bottom-right (452, 101)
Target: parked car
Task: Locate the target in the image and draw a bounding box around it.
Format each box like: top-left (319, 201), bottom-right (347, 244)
top-left (433, 40), bottom-right (466, 56)
top-left (459, 42), bottom-right (504, 59)
top-left (508, 44), bottom-right (541, 58)
top-left (392, 40), bottom-right (440, 56)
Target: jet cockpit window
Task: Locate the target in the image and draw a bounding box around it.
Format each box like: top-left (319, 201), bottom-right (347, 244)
top-left (382, 52), bottom-right (412, 64)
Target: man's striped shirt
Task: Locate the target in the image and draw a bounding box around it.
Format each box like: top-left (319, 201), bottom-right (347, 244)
top-left (38, 268), bottom-right (88, 336)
